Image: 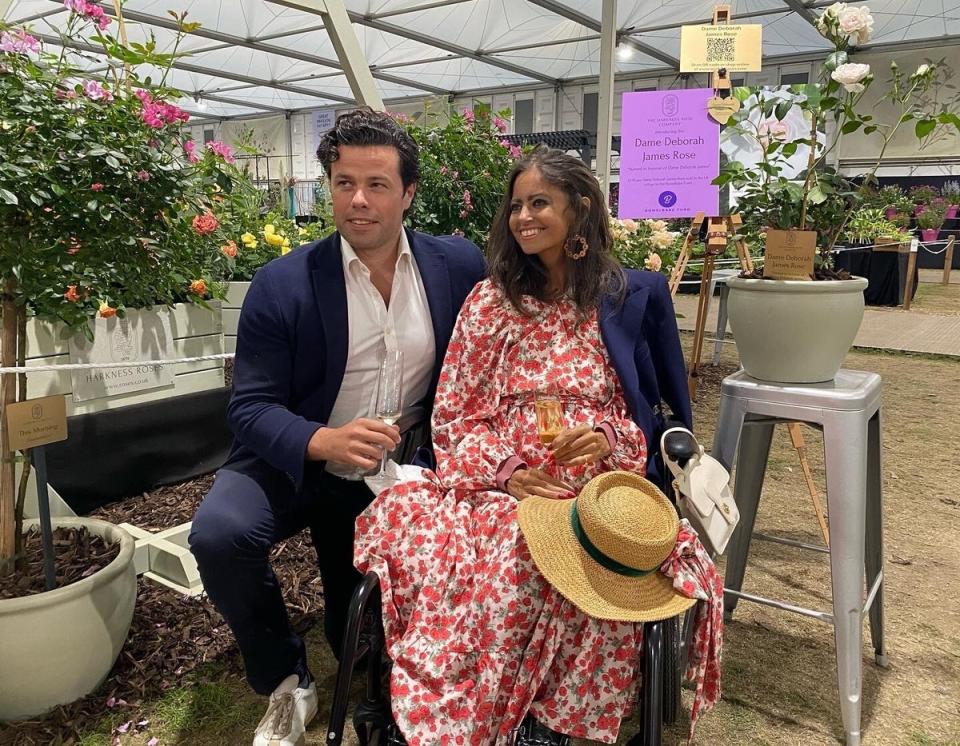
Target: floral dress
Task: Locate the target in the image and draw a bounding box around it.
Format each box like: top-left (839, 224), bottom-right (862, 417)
top-left (354, 280), bottom-right (722, 745)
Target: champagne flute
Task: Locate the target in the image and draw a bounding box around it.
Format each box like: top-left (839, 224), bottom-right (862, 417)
top-left (373, 348), bottom-right (404, 480)
top-left (534, 392), bottom-right (564, 477)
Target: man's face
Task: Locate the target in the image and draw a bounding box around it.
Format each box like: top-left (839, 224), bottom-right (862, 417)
top-left (329, 144), bottom-right (415, 256)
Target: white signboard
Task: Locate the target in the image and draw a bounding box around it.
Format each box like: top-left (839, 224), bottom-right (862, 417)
top-left (315, 108), bottom-right (336, 139)
top-left (68, 310), bottom-right (175, 402)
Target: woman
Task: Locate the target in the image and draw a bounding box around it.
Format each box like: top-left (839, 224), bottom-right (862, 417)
top-left (354, 146), bottom-right (698, 745)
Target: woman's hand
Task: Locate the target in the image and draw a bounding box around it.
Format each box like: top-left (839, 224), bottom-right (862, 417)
top-left (549, 425), bottom-right (612, 466)
top-left (506, 468), bottom-right (575, 501)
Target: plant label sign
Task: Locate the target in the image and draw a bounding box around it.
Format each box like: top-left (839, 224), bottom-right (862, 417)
top-left (68, 310), bottom-right (175, 402)
top-left (764, 229), bottom-right (817, 280)
top-left (5, 395), bottom-right (68, 451)
top-left (680, 24), bottom-right (762, 73)
top-left (619, 89), bottom-right (720, 219)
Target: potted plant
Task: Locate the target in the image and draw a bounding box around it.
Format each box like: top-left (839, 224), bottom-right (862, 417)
top-left (713, 1), bottom-right (960, 383)
top-left (917, 204), bottom-right (947, 242)
top-left (909, 184), bottom-right (940, 216)
top-left (0, 5), bottom-right (244, 718)
top-left (877, 184), bottom-right (905, 219)
top-left (941, 180), bottom-right (960, 220)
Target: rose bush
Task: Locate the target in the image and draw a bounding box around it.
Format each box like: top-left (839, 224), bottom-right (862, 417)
top-left (714, 1), bottom-right (960, 265)
top-left (0, 3), bottom-right (254, 568)
top-left (400, 104), bottom-right (523, 248)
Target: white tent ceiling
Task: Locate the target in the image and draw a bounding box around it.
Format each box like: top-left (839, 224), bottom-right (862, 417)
top-left (5, 0), bottom-right (958, 119)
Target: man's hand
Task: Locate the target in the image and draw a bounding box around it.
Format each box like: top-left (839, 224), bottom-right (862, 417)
top-left (549, 425), bottom-right (612, 466)
top-left (307, 418), bottom-right (401, 470)
top-left (506, 468), bottom-right (575, 501)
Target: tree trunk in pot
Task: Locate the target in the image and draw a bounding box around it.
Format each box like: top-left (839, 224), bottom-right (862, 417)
top-left (1, 279), bottom-right (17, 571)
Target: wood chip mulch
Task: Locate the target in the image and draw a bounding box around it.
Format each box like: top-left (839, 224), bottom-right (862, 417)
top-left (0, 528), bottom-right (119, 601)
top-left (1, 475), bottom-right (324, 746)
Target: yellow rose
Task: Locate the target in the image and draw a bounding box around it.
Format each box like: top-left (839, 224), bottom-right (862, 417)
top-left (240, 232), bottom-right (256, 244)
top-left (264, 224), bottom-right (276, 235)
top-left (281, 245), bottom-right (292, 256)
top-left (265, 231), bottom-right (284, 247)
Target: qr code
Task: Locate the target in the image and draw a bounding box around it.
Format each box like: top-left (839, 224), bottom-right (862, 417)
top-left (706, 36), bottom-right (735, 63)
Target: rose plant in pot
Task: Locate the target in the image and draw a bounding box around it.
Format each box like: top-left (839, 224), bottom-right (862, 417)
top-left (713, 2), bottom-right (960, 383)
top-left (917, 203), bottom-right (947, 243)
top-left (0, 4), bottom-right (246, 719)
top-left (942, 180), bottom-right (960, 220)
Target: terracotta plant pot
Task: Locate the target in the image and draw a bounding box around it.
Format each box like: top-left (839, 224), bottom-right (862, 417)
top-left (0, 518), bottom-right (137, 720)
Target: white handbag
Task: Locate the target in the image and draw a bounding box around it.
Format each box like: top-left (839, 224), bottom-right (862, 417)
top-left (660, 427), bottom-right (740, 556)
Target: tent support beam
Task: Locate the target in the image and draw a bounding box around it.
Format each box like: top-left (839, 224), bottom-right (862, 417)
top-left (596, 0), bottom-right (616, 201)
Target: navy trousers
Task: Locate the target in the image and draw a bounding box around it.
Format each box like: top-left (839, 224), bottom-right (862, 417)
top-left (189, 463), bottom-right (375, 695)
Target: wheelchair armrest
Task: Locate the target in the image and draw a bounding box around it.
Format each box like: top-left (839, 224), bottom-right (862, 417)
top-left (662, 428), bottom-right (698, 470)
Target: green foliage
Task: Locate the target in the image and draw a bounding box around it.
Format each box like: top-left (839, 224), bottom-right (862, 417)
top-left (713, 3), bottom-right (960, 258)
top-left (917, 205), bottom-right (946, 230)
top-left (400, 103), bottom-right (522, 249)
top-left (0, 8), bottom-right (249, 328)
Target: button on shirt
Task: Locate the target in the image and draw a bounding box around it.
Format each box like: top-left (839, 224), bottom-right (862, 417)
top-left (325, 232), bottom-right (436, 478)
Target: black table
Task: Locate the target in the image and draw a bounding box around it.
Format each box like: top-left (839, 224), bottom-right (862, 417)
top-left (833, 244), bottom-right (918, 306)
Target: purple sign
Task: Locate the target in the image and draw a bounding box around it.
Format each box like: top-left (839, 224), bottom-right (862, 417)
top-left (618, 89), bottom-right (719, 219)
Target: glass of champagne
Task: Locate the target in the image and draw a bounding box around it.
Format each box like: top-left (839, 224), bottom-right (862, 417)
top-left (373, 348), bottom-right (404, 481)
top-left (534, 392), bottom-right (564, 447)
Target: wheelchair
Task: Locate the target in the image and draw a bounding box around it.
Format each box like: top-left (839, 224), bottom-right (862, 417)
top-left (324, 429), bottom-right (700, 746)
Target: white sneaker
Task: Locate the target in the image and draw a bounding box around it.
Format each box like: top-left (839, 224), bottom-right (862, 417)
top-left (252, 674), bottom-right (318, 746)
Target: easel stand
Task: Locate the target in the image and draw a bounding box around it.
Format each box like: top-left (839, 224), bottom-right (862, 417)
top-left (669, 212), bottom-right (753, 399)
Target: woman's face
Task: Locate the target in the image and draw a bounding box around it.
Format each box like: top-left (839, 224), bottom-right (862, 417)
top-left (508, 167), bottom-right (574, 266)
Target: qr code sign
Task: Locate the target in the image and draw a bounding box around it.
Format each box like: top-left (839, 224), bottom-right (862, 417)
top-left (706, 36), bottom-right (735, 63)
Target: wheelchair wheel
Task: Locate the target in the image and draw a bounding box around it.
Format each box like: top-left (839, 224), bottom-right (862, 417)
top-left (662, 615), bottom-right (682, 725)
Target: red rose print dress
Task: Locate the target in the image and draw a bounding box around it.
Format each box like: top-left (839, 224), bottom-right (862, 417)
top-left (354, 280), bottom-right (722, 745)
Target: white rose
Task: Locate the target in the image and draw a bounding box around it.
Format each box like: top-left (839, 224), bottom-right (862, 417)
top-left (911, 63), bottom-right (932, 80)
top-left (838, 6), bottom-right (873, 45)
top-left (651, 230), bottom-right (675, 250)
top-left (831, 62), bottom-right (871, 93)
top-left (816, 2), bottom-right (847, 34)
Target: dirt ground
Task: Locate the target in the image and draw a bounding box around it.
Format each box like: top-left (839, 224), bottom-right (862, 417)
top-left (303, 344), bottom-right (960, 746)
top-left (4, 303), bottom-right (960, 745)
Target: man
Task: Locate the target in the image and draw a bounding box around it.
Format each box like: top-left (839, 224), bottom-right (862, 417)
top-left (189, 109), bottom-right (486, 746)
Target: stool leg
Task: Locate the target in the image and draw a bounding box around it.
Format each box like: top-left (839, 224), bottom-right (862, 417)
top-left (865, 410), bottom-right (887, 667)
top-left (712, 284), bottom-right (729, 366)
top-left (823, 414), bottom-right (869, 746)
top-left (723, 418), bottom-right (774, 619)
top-left (710, 393), bottom-right (745, 473)
top-left (639, 620), bottom-right (664, 746)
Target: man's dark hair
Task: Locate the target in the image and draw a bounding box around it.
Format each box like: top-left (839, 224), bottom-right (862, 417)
top-left (316, 108), bottom-right (419, 189)
top-left (487, 145), bottom-right (625, 314)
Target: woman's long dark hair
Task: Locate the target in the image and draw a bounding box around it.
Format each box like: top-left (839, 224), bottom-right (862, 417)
top-left (487, 145), bottom-right (625, 314)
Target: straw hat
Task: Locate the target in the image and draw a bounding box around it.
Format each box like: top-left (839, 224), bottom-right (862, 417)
top-left (517, 471), bottom-right (696, 622)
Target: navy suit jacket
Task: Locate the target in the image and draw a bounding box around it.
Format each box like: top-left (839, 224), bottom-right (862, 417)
top-left (599, 269), bottom-right (693, 486)
top-left (224, 229), bottom-right (486, 487)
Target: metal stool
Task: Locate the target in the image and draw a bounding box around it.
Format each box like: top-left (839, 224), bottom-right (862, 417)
top-left (711, 369), bottom-right (886, 746)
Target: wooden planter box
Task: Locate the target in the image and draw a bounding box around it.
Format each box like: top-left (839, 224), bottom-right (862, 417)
top-left (25, 303), bottom-right (225, 417)
top-left (223, 281), bottom-right (250, 354)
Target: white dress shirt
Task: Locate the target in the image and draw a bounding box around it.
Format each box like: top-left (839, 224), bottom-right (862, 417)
top-left (325, 231), bottom-right (435, 478)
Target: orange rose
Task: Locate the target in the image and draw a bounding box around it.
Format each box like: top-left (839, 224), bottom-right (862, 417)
top-left (64, 285), bottom-right (80, 303)
top-left (221, 240), bottom-right (237, 258)
top-left (190, 279), bottom-right (208, 296)
top-left (191, 212), bottom-right (219, 235)
top-left (98, 301), bottom-right (117, 318)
